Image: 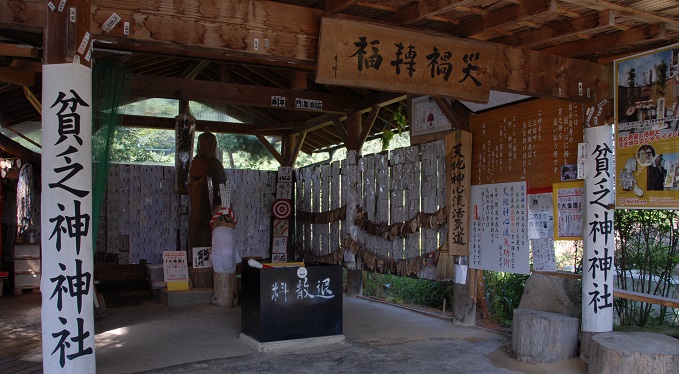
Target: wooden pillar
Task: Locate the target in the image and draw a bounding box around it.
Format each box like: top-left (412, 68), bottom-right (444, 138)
top-left (344, 111), bottom-right (363, 290)
top-left (42, 1), bottom-right (96, 372)
top-left (346, 111), bottom-right (362, 152)
top-left (45, 1), bottom-right (92, 67)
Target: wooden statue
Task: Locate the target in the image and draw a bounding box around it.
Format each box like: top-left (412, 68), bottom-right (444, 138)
top-left (188, 130), bottom-right (226, 262)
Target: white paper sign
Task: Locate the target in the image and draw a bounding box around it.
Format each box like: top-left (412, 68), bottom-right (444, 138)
top-left (527, 193), bottom-right (554, 239)
top-left (469, 182), bottom-right (530, 274)
top-left (531, 238), bottom-right (556, 272)
top-left (454, 264), bottom-right (468, 284)
top-left (277, 166), bottom-right (292, 182)
top-left (41, 63), bottom-right (95, 372)
top-left (192, 247), bottom-right (212, 269)
top-left (163, 251), bottom-right (189, 281)
top-left (276, 181), bottom-right (292, 199)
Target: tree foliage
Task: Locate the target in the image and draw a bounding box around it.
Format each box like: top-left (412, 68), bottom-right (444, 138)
top-left (615, 209), bottom-right (679, 326)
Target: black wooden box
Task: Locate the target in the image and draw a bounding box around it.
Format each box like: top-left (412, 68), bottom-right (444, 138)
top-left (241, 263), bottom-right (343, 342)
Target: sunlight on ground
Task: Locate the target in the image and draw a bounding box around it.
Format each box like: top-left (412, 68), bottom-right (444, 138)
top-left (96, 327), bottom-right (129, 349)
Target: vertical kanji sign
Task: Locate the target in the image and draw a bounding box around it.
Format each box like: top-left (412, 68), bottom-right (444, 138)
top-left (41, 63), bottom-right (95, 372)
top-left (582, 125), bottom-right (615, 332)
top-left (445, 130), bottom-right (471, 256)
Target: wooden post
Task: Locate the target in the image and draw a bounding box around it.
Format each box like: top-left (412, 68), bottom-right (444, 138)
top-left (344, 112), bottom-right (363, 291)
top-left (346, 111), bottom-right (362, 153)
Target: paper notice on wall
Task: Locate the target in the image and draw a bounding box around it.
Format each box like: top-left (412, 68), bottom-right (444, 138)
top-left (531, 238), bottom-right (556, 272)
top-left (527, 192), bottom-right (554, 239)
top-left (163, 251), bottom-right (189, 282)
top-left (469, 181), bottom-right (530, 274)
top-left (454, 264), bottom-right (468, 284)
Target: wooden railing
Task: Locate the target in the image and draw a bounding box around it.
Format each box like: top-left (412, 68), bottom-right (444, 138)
top-left (534, 270), bottom-right (679, 309)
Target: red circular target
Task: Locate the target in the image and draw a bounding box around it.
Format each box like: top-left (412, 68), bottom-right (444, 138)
top-left (272, 199), bottom-right (292, 219)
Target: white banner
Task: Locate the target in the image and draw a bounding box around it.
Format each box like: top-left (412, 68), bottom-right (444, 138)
top-left (41, 63), bottom-right (95, 372)
top-left (582, 125), bottom-right (615, 332)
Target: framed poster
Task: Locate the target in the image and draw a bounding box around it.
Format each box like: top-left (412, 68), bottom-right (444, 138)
top-left (615, 43), bottom-right (679, 208)
top-left (552, 181), bottom-right (584, 240)
top-left (163, 251), bottom-right (189, 282)
top-left (412, 96), bottom-right (452, 136)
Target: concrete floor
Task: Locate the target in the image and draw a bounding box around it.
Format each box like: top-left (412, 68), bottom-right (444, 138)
top-left (3, 293), bottom-right (587, 373)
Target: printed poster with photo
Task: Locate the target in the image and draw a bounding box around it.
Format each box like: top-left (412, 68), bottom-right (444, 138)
top-left (615, 43), bottom-right (679, 208)
top-left (553, 181), bottom-right (584, 240)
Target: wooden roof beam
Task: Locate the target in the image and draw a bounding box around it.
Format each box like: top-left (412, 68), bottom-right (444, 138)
top-left (542, 23), bottom-right (669, 59)
top-left (0, 43), bottom-right (39, 58)
top-left (120, 114), bottom-right (296, 135)
top-left (130, 74), bottom-right (354, 114)
top-left (388, 0), bottom-right (465, 25)
top-left (490, 44), bottom-right (611, 103)
top-left (91, 0), bottom-right (323, 64)
top-left (0, 132), bottom-right (40, 165)
top-left (458, 0), bottom-right (560, 39)
top-left (0, 66), bottom-right (35, 86)
top-left (498, 10), bottom-right (617, 48)
top-left (327, 0), bottom-right (359, 14)
top-left (256, 134), bottom-right (285, 166)
top-left (560, 0), bottom-right (679, 32)
top-left (180, 60), bottom-right (211, 79)
top-left (0, 0), bottom-right (611, 103)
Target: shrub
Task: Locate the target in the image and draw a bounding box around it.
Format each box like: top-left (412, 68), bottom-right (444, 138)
top-left (483, 271), bottom-right (528, 328)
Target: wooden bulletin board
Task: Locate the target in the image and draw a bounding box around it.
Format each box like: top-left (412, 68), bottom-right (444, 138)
top-left (469, 98), bottom-right (583, 189)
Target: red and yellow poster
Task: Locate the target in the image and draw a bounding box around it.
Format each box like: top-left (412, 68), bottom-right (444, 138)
top-left (615, 43), bottom-right (679, 208)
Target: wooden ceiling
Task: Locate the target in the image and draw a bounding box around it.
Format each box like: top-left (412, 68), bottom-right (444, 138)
top-left (1, 0), bottom-right (679, 160)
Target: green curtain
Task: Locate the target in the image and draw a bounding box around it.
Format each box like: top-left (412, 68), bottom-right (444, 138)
top-left (91, 57), bottom-right (131, 256)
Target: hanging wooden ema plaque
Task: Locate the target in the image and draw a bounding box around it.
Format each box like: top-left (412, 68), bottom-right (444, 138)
top-left (316, 17), bottom-right (496, 103)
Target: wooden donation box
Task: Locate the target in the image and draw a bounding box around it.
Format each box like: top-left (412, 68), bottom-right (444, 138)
top-left (241, 263), bottom-right (343, 343)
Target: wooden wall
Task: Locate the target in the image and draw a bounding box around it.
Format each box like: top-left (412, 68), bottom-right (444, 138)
top-left (295, 141), bottom-right (448, 279)
top-left (469, 98), bottom-right (584, 189)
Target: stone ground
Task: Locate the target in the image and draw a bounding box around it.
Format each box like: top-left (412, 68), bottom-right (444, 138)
top-left (0, 291), bottom-right (587, 374)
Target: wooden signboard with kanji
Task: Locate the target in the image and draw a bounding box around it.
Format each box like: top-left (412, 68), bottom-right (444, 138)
top-left (316, 17), bottom-right (495, 103)
top-left (469, 98), bottom-right (584, 189)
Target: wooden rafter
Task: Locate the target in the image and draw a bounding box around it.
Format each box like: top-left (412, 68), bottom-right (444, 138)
top-left (256, 134), bottom-right (285, 166)
top-left (332, 119), bottom-right (348, 143)
top-left (357, 106), bottom-right (380, 150)
top-left (130, 75), bottom-right (354, 114)
top-left (180, 60), bottom-right (211, 79)
top-left (289, 132), bottom-right (306, 166)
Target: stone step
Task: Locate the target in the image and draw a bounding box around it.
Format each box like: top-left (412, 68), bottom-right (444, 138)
top-left (161, 287), bottom-right (213, 307)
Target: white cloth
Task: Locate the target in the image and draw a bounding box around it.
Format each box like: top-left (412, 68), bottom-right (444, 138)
top-left (211, 227), bottom-right (240, 273)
